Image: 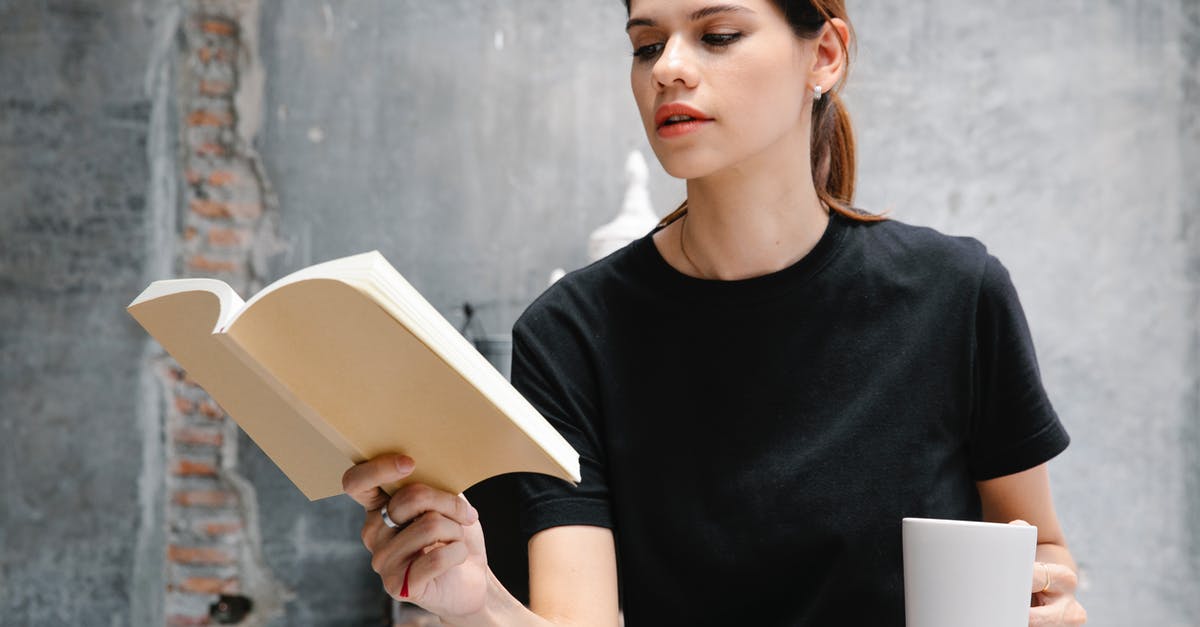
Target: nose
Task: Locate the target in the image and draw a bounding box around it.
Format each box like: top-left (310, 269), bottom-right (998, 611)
top-left (651, 36), bottom-right (700, 91)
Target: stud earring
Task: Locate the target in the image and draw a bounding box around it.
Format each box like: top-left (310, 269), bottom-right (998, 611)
top-left (813, 84), bottom-right (823, 101)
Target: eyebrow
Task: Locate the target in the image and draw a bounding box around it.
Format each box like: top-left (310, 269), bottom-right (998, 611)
top-left (625, 4), bottom-right (754, 32)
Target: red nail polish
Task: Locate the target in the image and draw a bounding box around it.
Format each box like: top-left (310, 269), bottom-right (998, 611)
top-left (399, 562), bottom-right (411, 598)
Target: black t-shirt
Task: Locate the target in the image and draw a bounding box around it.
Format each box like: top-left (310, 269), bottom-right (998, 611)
top-left (509, 210), bottom-right (1070, 626)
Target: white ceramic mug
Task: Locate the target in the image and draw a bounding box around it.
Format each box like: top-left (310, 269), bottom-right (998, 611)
top-left (902, 517), bottom-right (1037, 627)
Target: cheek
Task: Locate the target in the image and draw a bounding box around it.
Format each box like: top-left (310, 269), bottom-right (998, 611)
top-left (630, 68), bottom-right (655, 123)
top-left (717, 58), bottom-right (804, 138)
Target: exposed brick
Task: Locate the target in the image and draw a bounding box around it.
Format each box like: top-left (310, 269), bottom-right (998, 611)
top-left (197, 46), bottom-right (232, 64)
top-left (198, 80), bottom-right (233, 97)
top-left (207, 227), bottom-right (245, 247)
top-left (187, 110), bottom-right (233, 127)
top-left (195, 142), bottom-right (226, 157)
top-left (206, 170), bottom-right (236, 186)
top-left (174, 427), bottom-right (223, 447)
top-left (173, 490), bottom-right (237, 508)
top-left (200, 18), bottom-right (238, 37)
top-left (169, 545), bottom-right (236, 565)
top-left (174, 396), bottom-right (197, 415)
top-left (198, 400), bottom-right (225, 420)
top-left (200, 521), bottom-right (243, 536)
top-left (187, 254), bottom-right (239, 274)
top-left (227, 202), bottom-right (262, 219)
top-left (190, 198), bottom-right (231, 219)
top-left (206, 168), bottom-right (234, 184)
top-left (185, 170), bottom-right (203, 185)
top-left (179, 576), bottom-right (240, 595)
top-left (184, 226), bottom-right (198, 241)
top-left (173, 459), bottom-right (219, 477)
top-left (166, 614), bottom-right (211, 627)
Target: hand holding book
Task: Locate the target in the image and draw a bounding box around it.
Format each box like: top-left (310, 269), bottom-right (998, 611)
top-left (342, 453), bottom-right (490, 615)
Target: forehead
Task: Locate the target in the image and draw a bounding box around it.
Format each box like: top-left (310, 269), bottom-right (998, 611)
top-left (627, 0), bottom-right (765, 20)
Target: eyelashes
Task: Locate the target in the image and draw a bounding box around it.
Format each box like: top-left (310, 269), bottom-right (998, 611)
top-left (631, 33), bottom-right (743, 62)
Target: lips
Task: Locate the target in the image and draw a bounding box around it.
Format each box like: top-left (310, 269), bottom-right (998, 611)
top-left (654, 103), bottom-right (713, 129)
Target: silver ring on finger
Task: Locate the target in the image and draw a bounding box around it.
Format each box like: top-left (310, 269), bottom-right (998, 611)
top-left (381, 506), bottom-right (410, 531)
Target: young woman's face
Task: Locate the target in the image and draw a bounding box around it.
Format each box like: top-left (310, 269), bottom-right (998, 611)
top-left (626, 0), bottom-right (815, 180)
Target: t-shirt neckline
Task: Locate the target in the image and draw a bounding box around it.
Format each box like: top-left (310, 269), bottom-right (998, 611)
top-left (631, 209), bottom-right (851, 307)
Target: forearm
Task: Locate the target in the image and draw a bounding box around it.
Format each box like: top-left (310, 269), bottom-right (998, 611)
top-left (441, 570), bottom-right (559, 627)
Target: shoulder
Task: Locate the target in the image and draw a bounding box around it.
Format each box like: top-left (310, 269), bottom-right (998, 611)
top-left (848, 215), bottom-right (994, 287)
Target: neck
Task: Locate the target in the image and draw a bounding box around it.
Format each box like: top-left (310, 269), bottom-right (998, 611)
top-left (676, 129), bottom-right (830, 281)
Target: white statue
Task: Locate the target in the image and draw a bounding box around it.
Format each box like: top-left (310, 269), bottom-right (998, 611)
top-left (587, 149), bottom-right (658, 263)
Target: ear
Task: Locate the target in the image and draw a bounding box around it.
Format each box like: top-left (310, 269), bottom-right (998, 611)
top-left (810, 18), bottom-right (849, 92)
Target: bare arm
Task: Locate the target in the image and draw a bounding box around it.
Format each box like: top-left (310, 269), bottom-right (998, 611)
top-left (976, 462), bottom-right (1087, 625)
top-left (445, 525), bottom-right (620, 627)
top-left (344, 454), bottom-right (619, 627)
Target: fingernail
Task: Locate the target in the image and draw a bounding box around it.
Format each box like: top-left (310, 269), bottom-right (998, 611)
top-left (395, 456), bottom-right (414, 474)
top-left (468, 505), bottom-right (479, 522)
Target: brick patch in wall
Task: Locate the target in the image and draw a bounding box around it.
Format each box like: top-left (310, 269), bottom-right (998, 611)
top-left (196, 520), bottom-right (243, 536)
top-left (186, 109), bottom-right (234, 127)
top-left (172, 458), bottom-right (219, 477)
top-left (169, 545), bottom-right (237, 566)
top-left (179, 576), bottom-right (241, 595)
top-left (166, 613), bottom-right (211, 627)
top-left (175, 395), bottom-right (197, 415)
top-left (197, 400), bottom-right (224, 420)
top-left (198, 79), bottom-right (233, 96)
top-left (195, 141), bottom-right (227, 157)
top-left (186, 253), bottom-right (239, 274)
top-left (188, 198), bottom-right (262, 221)
top-left (173, 490), bottom-right (239, 508)
top-left (207, 226), bottom-right (246, 247)
top-left (205, 170), bottom-right (236, 186)
top-left (174, 426), bottom-right (224, 447)
top-left (199, 17), bottom-right (238, 37)
top-left (156, 1), bottom-right (291, 623)
top-left (188, 198), bottom-right (231, 219)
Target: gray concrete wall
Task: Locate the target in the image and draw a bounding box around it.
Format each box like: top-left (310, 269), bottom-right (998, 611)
top-left (0, 1), bottom-right (172, 624)
top-left (0, 0), bottom-right (1195, 625)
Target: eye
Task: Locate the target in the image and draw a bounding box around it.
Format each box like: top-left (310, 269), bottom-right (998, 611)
top-left (632, 43), bottom-right (664, 61)
top-left (702, 32), bottom-right (742, 47)
top-left (631, 32), bottom-right (744, 62)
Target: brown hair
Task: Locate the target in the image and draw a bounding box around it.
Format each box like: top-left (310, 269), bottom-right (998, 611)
top-left (623, 0), bottom-right (888, 225)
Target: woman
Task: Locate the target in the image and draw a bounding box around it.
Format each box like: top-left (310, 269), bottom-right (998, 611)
top-left (342, 1), bottom-right (1088, 624)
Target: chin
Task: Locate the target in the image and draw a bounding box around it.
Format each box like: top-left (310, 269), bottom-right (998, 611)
top-left (650, 146), bottom-right (729, 180)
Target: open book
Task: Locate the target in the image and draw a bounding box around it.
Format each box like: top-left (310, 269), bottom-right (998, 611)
top-left (127, 251), bottom-right (580, 500)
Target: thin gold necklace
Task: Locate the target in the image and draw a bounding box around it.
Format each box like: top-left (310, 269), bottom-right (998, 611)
top-left (678, 202), bottom-right (832, 280)
top-left (678, 213), bottom-right (710, 279)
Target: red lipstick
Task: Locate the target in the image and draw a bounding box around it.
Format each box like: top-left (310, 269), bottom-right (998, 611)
top-left (654, 102), bottom-right (713, 139)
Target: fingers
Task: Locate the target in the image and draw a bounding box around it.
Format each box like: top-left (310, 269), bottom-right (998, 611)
top-left (383, 540), bottom-right (471, 600)
top-left (1029, 597), bottom-right (1088, 626)
top-left (383, 484), bottom-right (479, 528)
top-left (1030, 562), bottom-right (1079, 595)
top-left (1031, 561), bottom-right (1050, 594)
top-left (342, 454), bottom-right (415, 510)
top-left (370, 511), bottom-right (466, 578)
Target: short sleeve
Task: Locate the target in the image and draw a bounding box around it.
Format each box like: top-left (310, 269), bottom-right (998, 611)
top-left (509, 307), bottom-right (614, 540)
top-left (968, 254), bottom-right (1070, 480)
